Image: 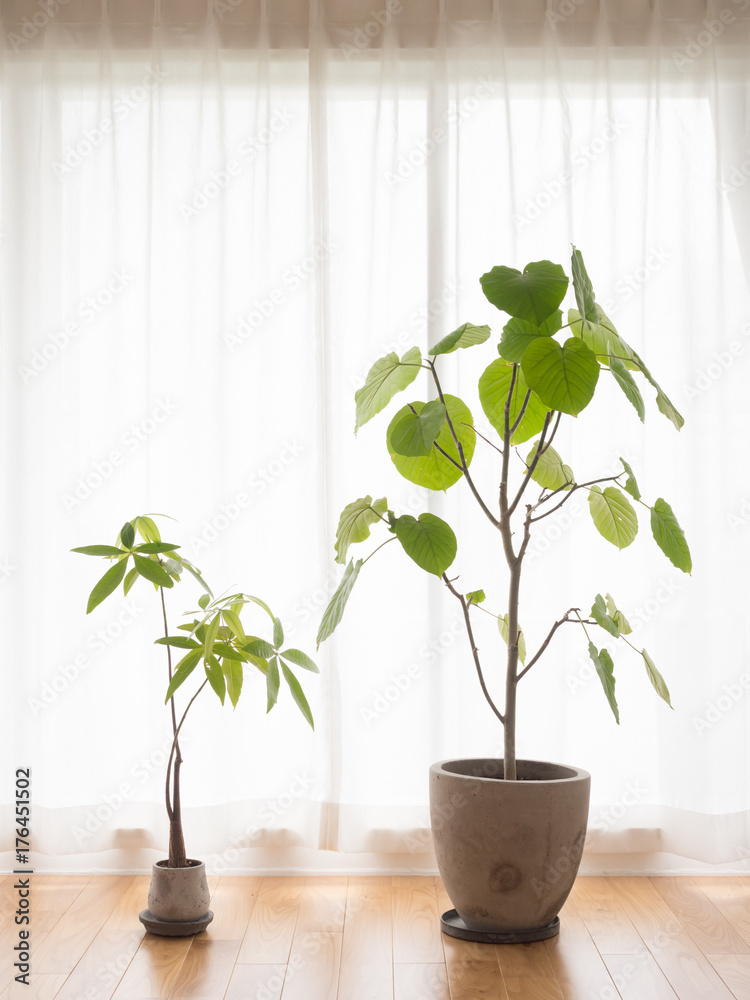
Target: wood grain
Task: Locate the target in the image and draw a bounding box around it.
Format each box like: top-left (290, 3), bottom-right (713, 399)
top-left (237, 876), bottom-right (305, 965)
top-left (0, 874), bottom-right (746, 999)
top-left (391, 877), bottom-right (443, 964)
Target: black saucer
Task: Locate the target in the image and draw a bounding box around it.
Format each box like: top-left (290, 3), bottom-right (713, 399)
top-left (440, 909), bottom-right (560, 943)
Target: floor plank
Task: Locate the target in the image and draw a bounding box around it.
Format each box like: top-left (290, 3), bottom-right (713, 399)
top-left (571, 877), bottom-right (644, 954)
top-left (610, 877), bottom-right (737, 1000)
top-left (280, 931), bottom-right (342, 1000)
top-left (393, 963), bottom-right (450, 1000)
top-left (692, 879), bottom-right (750, 948)
top-left (32, 877), bottom-right (134, 975)
top-left (446, 959), bottom-right (509, 999)
top-left (338, 877), bottom-right (393, 1000)
top-left (391, 877), bottom-right (443, 964)
top-left (494, 941), bottom-right (565, 1000)
top-left (237, 877), bottom-right (305, 965)
top-left (52, 927), bottom-right (142, 1000)
top-left (544, 897), bottom-right (621, 1000)
top-left (650, 877), bottom-right (750, 956)
top-left (224, 963), bottom-right (287, 1000)
top-left (707, 954), bottom-right (750, 999)
top-left (110, 934), bottom-right (192, 999)
top-left (602, 952), bottom-right (678, 1000)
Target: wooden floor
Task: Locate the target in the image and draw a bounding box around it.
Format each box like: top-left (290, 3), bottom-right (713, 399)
top-left (1, 874), bottom-right (749, 999)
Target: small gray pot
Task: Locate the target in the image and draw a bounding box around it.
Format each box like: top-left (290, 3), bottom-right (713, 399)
top-left (430, 758), bottom-right (590, 942)
top-left (138, 859), bottom-right (213, 936)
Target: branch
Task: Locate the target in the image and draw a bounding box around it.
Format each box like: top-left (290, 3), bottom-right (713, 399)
top-left (538, 410), bottom-right (562, 455)
top-left (164, 678), bottom-right (209, 821)
top-left (507, 410), bottom-right (554, 518)
top-left (429, 362), bottom-right (500, 529)
top-left (442, 573), bottom-right (505, 725)
top-left (160, 587), bottom-right (179, 821)
top-left (517, 608), bottom-right (580, 681)
top-left (530, 474), bottom-right (623, 522)
top-left (465, 423), bottom-right (504, 457)
top-left (509, 389), bottom-right (532, 436)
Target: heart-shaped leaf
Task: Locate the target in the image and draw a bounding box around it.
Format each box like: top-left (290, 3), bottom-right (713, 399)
top-left (521, 337), bottom-right (600, 416)
top-left (429, 322), bottom-right (491, 357)
top-left (478, 359), bottom-right (549, 445)
top-left (394, 513), bottom-right (457, 577)
top-left (480, 260), bottom-right (569, 325)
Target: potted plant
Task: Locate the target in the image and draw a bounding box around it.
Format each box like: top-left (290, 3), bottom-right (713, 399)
top-left (317, 249), bottom-right (690, 942)
top-left (73, 514), bottom-right (318, 936)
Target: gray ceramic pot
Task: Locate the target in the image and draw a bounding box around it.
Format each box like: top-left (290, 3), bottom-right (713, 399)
top-left (139, 859), bottom-right (213, 936)
top-left (430, 758), bottom-right (590, 941)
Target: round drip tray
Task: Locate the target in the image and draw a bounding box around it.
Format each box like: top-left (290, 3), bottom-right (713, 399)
top-left (139, 908), bottom-right (214, 937)
top-left (440, 909), bottom-right (560, 944)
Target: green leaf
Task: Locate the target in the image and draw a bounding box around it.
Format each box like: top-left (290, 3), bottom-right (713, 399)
top-left (198, 593), bottom-right (210, 610)
top-left (429, 322), bottom-right (491, 357)
top-left (203, 656), bottom-right (227, 705)
top-left (354, 347), bottom-right (422, 432)
top-left (526, 441), bottom-right (574, 492)
top-left (203, 615), bottom-right (220, 658)
top-left (246, 654), bottom-right (268, 674)
top-left (387, 395), bottom-right (475, 492)
top-left (317, 558), bottom-right (363, 648)
top-left (619, 457), bottom-right (641, 501)
top-left (135, 515), bottom-right (161, 543)
top-left (610, 359), bottom-right (645, 422)
top-left (133, 542), bottom-right (181, 554)
top-left (394, 513), bottom-right (457, 577)
top-left (625, 344), bottom-right (684, 431)
top-left (222, 609), bottom-right (245, 641)
top-left (133, 554), bottom-right (174, 589)
top-left (266, 656), bottom-right (280, 712)
top-left (521, 337), bottom-right (600, 416)
top-left (273, 617), bottom-right (284, 648)
top-left (164, 648), bottom-right (202, 703)
top-left (498, 614), bottom-right (526, 665)
top-left (605, 593), bottom-right (632, 635)
top-left (72, 544), bottom-right (126, 557)
top-left (154, 636), bottom-right (200, 649)
top-left (281, 662), bottom-right (315, 729)
top-left (389, 399), bottom-right (447, 457)
top-left (568, 307), bottom-right (637, 369)
top-left (650, 498), bottom-right (692, 573)
top-left (642, 649), bottom-right (673, 708)
top-left (223, 657), bottom-right (243, 708)
top-left (241, 594), bottom-right (275, 621)
top-left (498, 312), bottom-right (561, 364)
top-left (590, 594), bottom-right (620, 638)
top-left (466, 590), bottom-right (485, 605)
top-left (334, 496), bottom-right (388, 565)
top-left (588, 642), bottom-right (619, 724)
top-left (478, 360), bottom-right (550, 445)
top-left (182, 559), bottom-right (213, 599)
top-left (243, 637), bottom-right (275, 658)
top-left (480, 260), bottom-right (569, 325)
top-left (280, 648), bottom-right (320, 673)
top-left (212, 642), bottom-right (246, 661)
top-left (123, 567), bottom-right (138, 596)
top-left (588, 486), bottom-right (638, 549)
top-left (85, 558), bottom-right (129, 614)
top-left (571, 247), bottom-right (598, 325)
top-left (120, 522), bottom-right (135, 549)
top-left (204, 657), bottom-right (226, 704)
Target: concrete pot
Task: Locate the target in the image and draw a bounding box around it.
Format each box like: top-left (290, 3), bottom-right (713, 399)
top-left (138, 860), bottom-right (213, 936)
top-left (430, 758), bottom-right (590, 942)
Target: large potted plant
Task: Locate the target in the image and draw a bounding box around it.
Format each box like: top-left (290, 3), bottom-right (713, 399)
top-left (317, 249), bottom-right (690, 942)
top-left (73, 514), bottom-right (318, 936)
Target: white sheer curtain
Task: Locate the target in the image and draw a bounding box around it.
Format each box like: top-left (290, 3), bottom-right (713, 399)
top-left (1, 0), bottom-right (749, 875)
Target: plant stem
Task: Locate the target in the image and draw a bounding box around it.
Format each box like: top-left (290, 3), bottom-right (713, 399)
top-left (442, 574), bottom-right (504, 725)
top-left (160, 586), bottom-right (188, 867)
top-left (164, 679), bottom-right (209, 867)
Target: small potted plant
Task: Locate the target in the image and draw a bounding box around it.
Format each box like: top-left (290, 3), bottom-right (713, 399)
top-left (73, 514), bottom-right (318, 936)
top-left (318, 249), bottom-right (690, 942)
